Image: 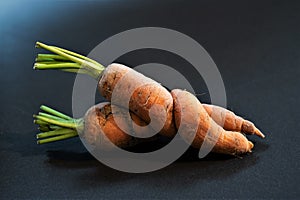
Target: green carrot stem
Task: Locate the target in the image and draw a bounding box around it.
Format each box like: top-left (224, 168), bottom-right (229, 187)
top-left (34, 61), bottom-right (99, 79)
top-left (38, 112), bottom-right (63, 120)
top-left (37, 54), bottom-right (70, 61)
top-left (36, 61), bottom-right (64, 65)
top-left (34, 105), bottom-right (84, 144)
top-left (39, 125), bottom-right (51, 132)
top-left (38, 112), bottom-right (69, 122)
top-left (51, 46), bottom-right (101, 66)
top-left (34, 63), bottom-right (81, 70)
top-left (35, 57), bottom-right (97, 78)
top-left (60, 68), bottom-right (97, 77)
top-left (35, 42), bottom-right (105, 79)
top-left (35, 115), bottom-right (77, 129)
top-left (61, 68), bottom-right (87, 73)
top-left (35, 57), bottom-right (54, 62)
top-left (36, 128), bottom-right (76, 139)
top-left (37, 132), bottom-right (78, 144)
top-left (34, 119), bottom-right (49, 126)
top-left (49, 125), bottom-right (62, 130)
top-left (36, 42), bottom-right (103, 71)
top-left (40, 105), bottom-right (72, 120)
top-left (36, 42), bottom-right (86, 65)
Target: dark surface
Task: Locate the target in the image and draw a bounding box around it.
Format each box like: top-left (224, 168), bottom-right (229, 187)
top-left (1, 0), bottom-right (299, 199)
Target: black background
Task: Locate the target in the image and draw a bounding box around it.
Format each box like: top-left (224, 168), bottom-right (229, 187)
top-left (1, 0), bottom-right (299, 199)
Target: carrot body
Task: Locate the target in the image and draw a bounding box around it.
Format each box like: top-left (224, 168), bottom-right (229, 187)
top-left (95, 64), bottom-right (261, 154)
top-left (202, 104), bottom-right (265, 138)
top-left (171, 89), bottom-right (253, 155)
top-left (98, 63), bottom-right (176, 137)
top-left (83, 102), bottom-right (154, 149)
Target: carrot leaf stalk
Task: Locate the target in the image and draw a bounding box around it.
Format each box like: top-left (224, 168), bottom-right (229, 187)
top-left (33, 105), bottom-right (84, 144)
top-left (34, 42), bottom-right (105, 79)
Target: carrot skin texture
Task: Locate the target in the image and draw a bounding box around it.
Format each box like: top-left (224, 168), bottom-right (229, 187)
top-left (171, 89), bottom-right (253, 155)
top-left (98, 63), bottom-right (176, 137)
top-left (83, 102), bottom-right (154, 149)
top-left (202, 104), bottom-right (265, 138)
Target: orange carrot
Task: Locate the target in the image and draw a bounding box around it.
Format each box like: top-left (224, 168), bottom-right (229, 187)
top-left (98, 63), bottom-right (176, 137)
top-left (33, 103), bottom-right (154, 149)
top-left (202, 104), bottom-right (265, 138)
top-left (34, 42), bottom-right (176, 137)
top-left (171, 89), bottom-right (254, 155)
top-left (33, 42), bottom-right (265, 155)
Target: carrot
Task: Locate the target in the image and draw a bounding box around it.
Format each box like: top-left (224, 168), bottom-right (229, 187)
top-left (171, 89), bottom-right (254, 155)
top-left (33, 103), bottom-right (154, 149)
top-left (202, 104), bottom-right (265, 138)
top-left (34, 42), bottom-right (176, 137)
top-left (98, 63), bottom-right (176, 137)
top-left (33, 42), bottom-right (265, 155)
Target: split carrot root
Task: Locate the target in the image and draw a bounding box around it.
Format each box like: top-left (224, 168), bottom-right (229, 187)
top-left (202, 104), bottom-right (265, 138)
top-left (172, 89), bottom-right (254, 155)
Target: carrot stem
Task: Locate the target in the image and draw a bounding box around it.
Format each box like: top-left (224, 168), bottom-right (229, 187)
top-left (39, 125), bottom-right (50, 132)
top-left (34, 63), bottom-right (81, 70)
top-left (36, 54), bottom-right (70, 61)
top-left (38, 112), bottom-right (69, 121)
top-left (36, 42), bottom-right (86, 65)
top-left (34, 119), bottom-right (49, 126)
top-left (37, 132), bottom-right (78, 144)
top-left (36, 128), bottom-right (75, 139)
top-left (49, 125), bottom-right (62, 130)
top-left (60, 68), bottom-right (96, 78)
top-left (33, 105), bottom-right (84, 144)
top-left (51, 46), bottom-right (100, 66)
top-left (40, 105), bottom-right (71, 120)
top-left (35, 42), bottom-right (105, 79)
top-left (35, 115), bottom-right (77, 129)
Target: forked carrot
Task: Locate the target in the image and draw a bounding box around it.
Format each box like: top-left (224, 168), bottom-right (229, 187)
top-left (202, 104), bottom-right (265, 138)
top-left (172, 89), bottom-right (254, 155)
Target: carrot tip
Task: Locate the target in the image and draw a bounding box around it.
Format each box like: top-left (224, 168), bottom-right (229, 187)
top-left (248, 141), bottom-right (254, 151)
top-left (254, 128), bottom-right (265, 138)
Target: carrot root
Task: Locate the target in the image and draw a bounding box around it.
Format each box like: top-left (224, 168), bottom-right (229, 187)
top-left (242, 120), bottom-right (265, 138)
top-left (171, 89), bottom-right (254, 155)
top-left (202, 104), bottom-right (265, 138)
